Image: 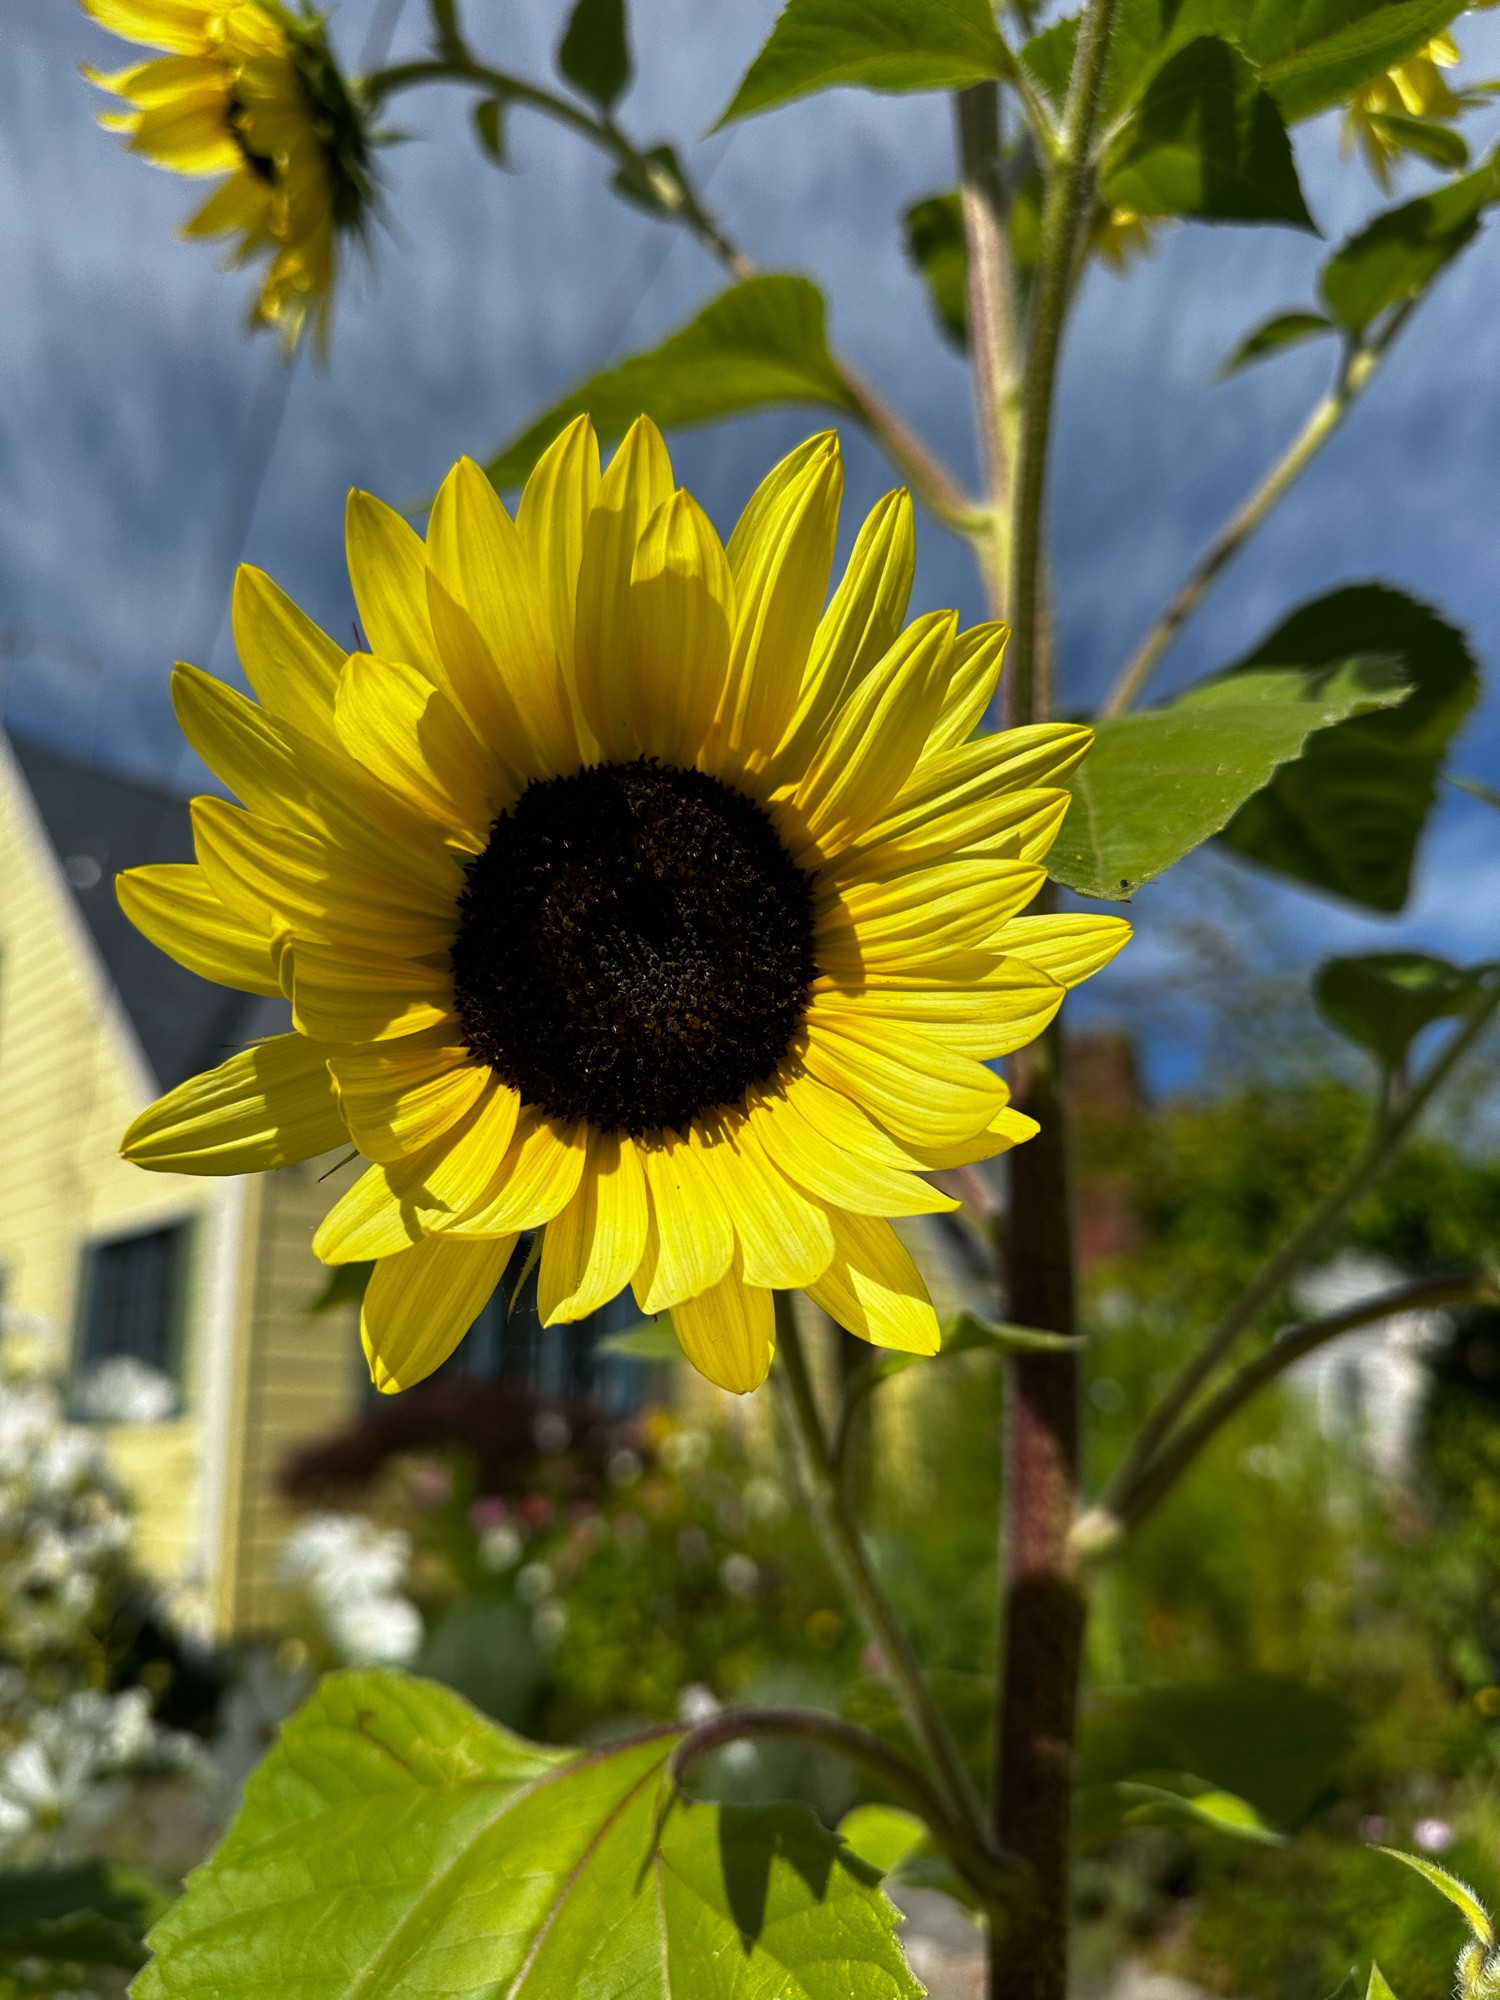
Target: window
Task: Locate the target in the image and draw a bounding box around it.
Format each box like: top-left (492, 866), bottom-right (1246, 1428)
top-left (75, 1223), bottom-right (188, 1419)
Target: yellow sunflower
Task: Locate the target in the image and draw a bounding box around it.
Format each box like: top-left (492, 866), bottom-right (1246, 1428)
top-left (1343, 33), bottom-right (1467, 188)
top-left (81, 0), bottom-right (374, 348)
top-left (118, 420), bottom-right (1129, 1394)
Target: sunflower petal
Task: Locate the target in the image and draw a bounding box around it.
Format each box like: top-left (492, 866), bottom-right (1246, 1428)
top-left (313, 1158), bottom-right (429, 1262)
top-left (806, 1212), bottom-right (940, 1354)
top-left (923, 622), bottom-right (1009, 756)
top-left (829, 788), bottom-right (1070, 883)
top-left (696, 1116), bottom-right (834, 1289)
top-left (746, 1073), bottom-right (955, 1216)
top-left (439, 1106), bottom-right (588, 1236)
top-left (908, 1102), bottom-right (1041, 1169)
top-left (803, 1012), bottom-right (1008, 1150)
top-left (423, 569), bottom-right (543, 784)
top-left (788, 609), bottom-right (956, 855)
top-left (516, 414), bottom-right (601, 687)
top-left (628, 490), bottom-right (734, 767)
top-left (427, 458), bottom-right (578, 777)
top-left (361, 1234), bottom-right (516, 1394)
top-left (991, 913), bottom-right (1132, 987)
top-left (346, 489), bottom-right (443, 681)
top-left (573, 416), bottom-right (674, 762)
top-left (633, 1132), bottom-right (734, 1314)
top-left (411, 1080), bottom-right (523, 1213)
top-left (121, 1033), bottom-right (344, 1174)
top-left (81, 0), bottom-right (215, 54)
top-left (232, 564), bottom-right (344, 739)
top-left (334, 650), bottom-right (502, 843)
top-left (813, 966), bottom-right (1063, 1059)
top-left (724, 433), bottom-right (834, 581)
top-left (329, 1039), bottom-right (487, 1163)
top-left (538, 1130), bottom-right (649, 1324)
top-left (670, 1263), bottom-right (775, 1394)
top-left (116, 862), bottom-right (280, 994)
top-left (290, 940), bottom-right (453, 1044)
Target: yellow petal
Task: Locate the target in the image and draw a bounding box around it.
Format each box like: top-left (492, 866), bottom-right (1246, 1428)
top-left (92, 52), bottom-right (223, 104)
top-left (424, 568), bottom-right (546, 786)
top-left (670, 1263), bottom-right (775, 1394)
top-left (713, 433), bottom-right (842, 778)
top-left (786, 609), bottom-right (956, 856)
top-left (769, 487), bottom-right (915, 785)
top-left (803, 1013), bottom-right (1008, 1151)
top-left (724, 432), bottom-right (835, 581)
top-left (818, 859), bottom-right (1046, 972)
top-left (291, 939), bottom-right (454, 1044)
top-left (895, 724), bottom-right (1093, 830)
top-left (334, 651), bottom-right (502, 844)
top-left (329, 1039), bottom-right (487, 1163)
top-left (812, 965), bottom-right (1063, 1060)
top-left (415, 1079), bottom-right (524, 1213)
top-left (232, 564), bottom-right (344, 739)
top-left (923, 622), bottom-right (1009, 756)
top-left (805, 1212), bottom-right (940, 1353)
top-left (746, 1071), bottom-right (955, 1216)
top-left (129, 97), bottom-right (240, 171)
top-left (632, 1130), bottom-right (734, 1314)
top-left (121, 1033), bottom-right (344, 1174)
top-left (538, 1130), bottom-right (649, 1324)
top-left (117, 862), bottom-right (280, 994)
top-left (80, 0), bottom-right (216, 54)
top-left (830, 787), bottom-right (1069, 884)
top-left (991, 913), bottom-right (1132, 987)
top-left (313, 1158), bottom-right (430, 1262)
top-left (516, 414), bottom-right (601, 689)
top-left (438, 1106), bottom-right (588, 1236)
top-left (346, 489), bottom-right (443, 681)
top-left (909, 1102), bottom-right (1041, 1169)
top-left (426, 457), bottom-right (579, 777)
top-left (361, 1234), bottom-right (516, 1394)
top-left (695, 1115), bottom-right (834, 1289)
top-left (573, 416), bottom-right (674, 761)
top-left (628, 490), bottom-right (734, 767)
top-left (192, 798), bottom-right (456, 955)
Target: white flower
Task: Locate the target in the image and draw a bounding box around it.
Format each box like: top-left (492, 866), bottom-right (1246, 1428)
top-left (324, 1595), bottom-right (424, 1666)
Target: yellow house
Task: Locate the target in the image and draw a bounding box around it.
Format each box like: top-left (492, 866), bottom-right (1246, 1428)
top-left (0, 730), bottom-right (995, 1641)
top-left (0, 731), bottom-right (361, 1639)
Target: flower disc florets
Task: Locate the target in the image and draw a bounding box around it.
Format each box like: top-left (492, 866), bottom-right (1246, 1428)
top-left (451, 760), bottom-right (817, 1138)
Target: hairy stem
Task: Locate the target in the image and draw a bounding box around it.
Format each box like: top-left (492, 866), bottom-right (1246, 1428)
top-left (955, 82), bottom-right (1022, 616)
top-left (992, 1010), bottom-right (1087, 2000)
top-left (671, 1705), bottom-right (1021, 1907)
top-left (1100, 308), bottom-right (1415, 717)
top-left (772, 1296), bottom-right (990, 1841)
top-left (1099, 978), bottom-right (1500, 1531)
top-left (1101, 1274), bottom-right (1500, 1536)
top-left (1006, 0), bottom-right (1120, 723)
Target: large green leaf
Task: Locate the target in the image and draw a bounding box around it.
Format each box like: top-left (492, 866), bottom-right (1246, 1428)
top-left (137, 1671), bottom-right (919, 2000)
top-left (1100, 36), bottom-right (1313, 227)
top-left (1219, 586), bottom-right (1480, 912)
top-left (716, 0), bottom-right (1010, 127)
top-left (1315, 952), bottom-right (1488, 1070)
top-left (1321, 157), bottom-right (1500, 336)
top-left (1077, 1674), bottom-right (1355, 1831)
top-left (482, 277), bottom-right (856, 491)
top-left (1048, 654), bottom-right (1408, 901)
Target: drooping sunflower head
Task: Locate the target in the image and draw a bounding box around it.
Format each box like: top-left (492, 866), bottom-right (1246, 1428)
top-left (118, 419), bottom-right (1129, 1395)
top-left (1342, 32), bottom-right (1465, 188)
top-left (81, 0), bottom-right (376, 348)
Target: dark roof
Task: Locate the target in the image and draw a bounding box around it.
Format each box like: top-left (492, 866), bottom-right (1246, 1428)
top-left (11, 738), bottom-right (289, 1092)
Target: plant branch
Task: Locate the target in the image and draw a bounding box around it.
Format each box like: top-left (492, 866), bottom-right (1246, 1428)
top-left (1098, 977), bottom-right (1500, 1531)
top-left (1006, 0), bottom-right (1121, 724)
top-left (834, 360), bottom-right (989, 534)
top-left (670, 1705), bottom-right (1022, 1907)
top-left (956, 83), bottom-right (1022, 618)
top-left (772, 1295), bottom-right (990, 1843)
top-left (1100, 304), bottom-right (1417, 717)
top-left (1100, 1274), bottom-right (1500, 1538)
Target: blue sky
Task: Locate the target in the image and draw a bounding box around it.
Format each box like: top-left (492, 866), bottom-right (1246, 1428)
top-left (6, 0), bottom-right (1500, 1086)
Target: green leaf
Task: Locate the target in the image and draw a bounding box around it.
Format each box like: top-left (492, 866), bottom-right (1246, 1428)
top-left (1101, 36), bottom-right (1314, 228)
top-left (903, 192), bottom-right (968, 348)
top-left (1364, 110), bottom-right (1470, 173)
top-left (1315, 952), bottom-right (1487, 1070)
top-left (1257, 0), bottom-right (1469, 123)
top-left (482, 277), bottom-right (857, 491)
top-left (1077, 1674), bottom-right (1355, 1832)
top-left (1368, 1962), bottom-right (1401, 2000)
top-left (1219, 586), bottom-right (1480, 912)
top-left (1109, 1775), bottom-right (1285, 1843)
top-left (1048, 653), bottom-right (1409, 901)
top-left (837, 1805), bottom-right (929, 1876)
top-left (1378, 1848), bottom-right (1495, 1946)
top-left (306, 1259), bottom-right (373, 1314)
top-left (139, 1670), bottom-right (921, 2000)
top-left (0, 1862), bottom-right (166, 1971)
top-left (1321, 158), bottom-right (1500, 335)
top-left (1217, 309), bottom-right (1337, 377)
top-left (471, 97), bottom-right (507, 166)
top-left (557, 0), bottom-right (632, 109)
top-left (1019, 12), bottom-right (1078, 113)
top-left (716, 0), bottom-right (1011, 128)
top-left (597, 1320), bottom-right (685, 1361)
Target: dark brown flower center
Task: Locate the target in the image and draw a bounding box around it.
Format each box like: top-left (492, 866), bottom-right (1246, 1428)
top-left (450, 759), bottom-right (816, 1137)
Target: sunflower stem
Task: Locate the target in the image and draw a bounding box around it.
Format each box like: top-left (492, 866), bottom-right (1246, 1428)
top-left (771, 1295), bottom-right (990, 1844)
top-left (955, 82), bottom-right (1022, 619)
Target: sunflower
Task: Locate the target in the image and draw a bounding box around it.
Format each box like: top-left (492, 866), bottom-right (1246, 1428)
top-left (118, 420), bottom-right (1129, 1394)
top-left (81, 0), bottom-right (374, 348)
top-left (1342, 33), bottom-right (1469, 188)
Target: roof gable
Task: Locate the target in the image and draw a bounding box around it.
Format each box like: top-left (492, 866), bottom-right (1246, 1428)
top-left (9, 738), bottom-right (288, 1091)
